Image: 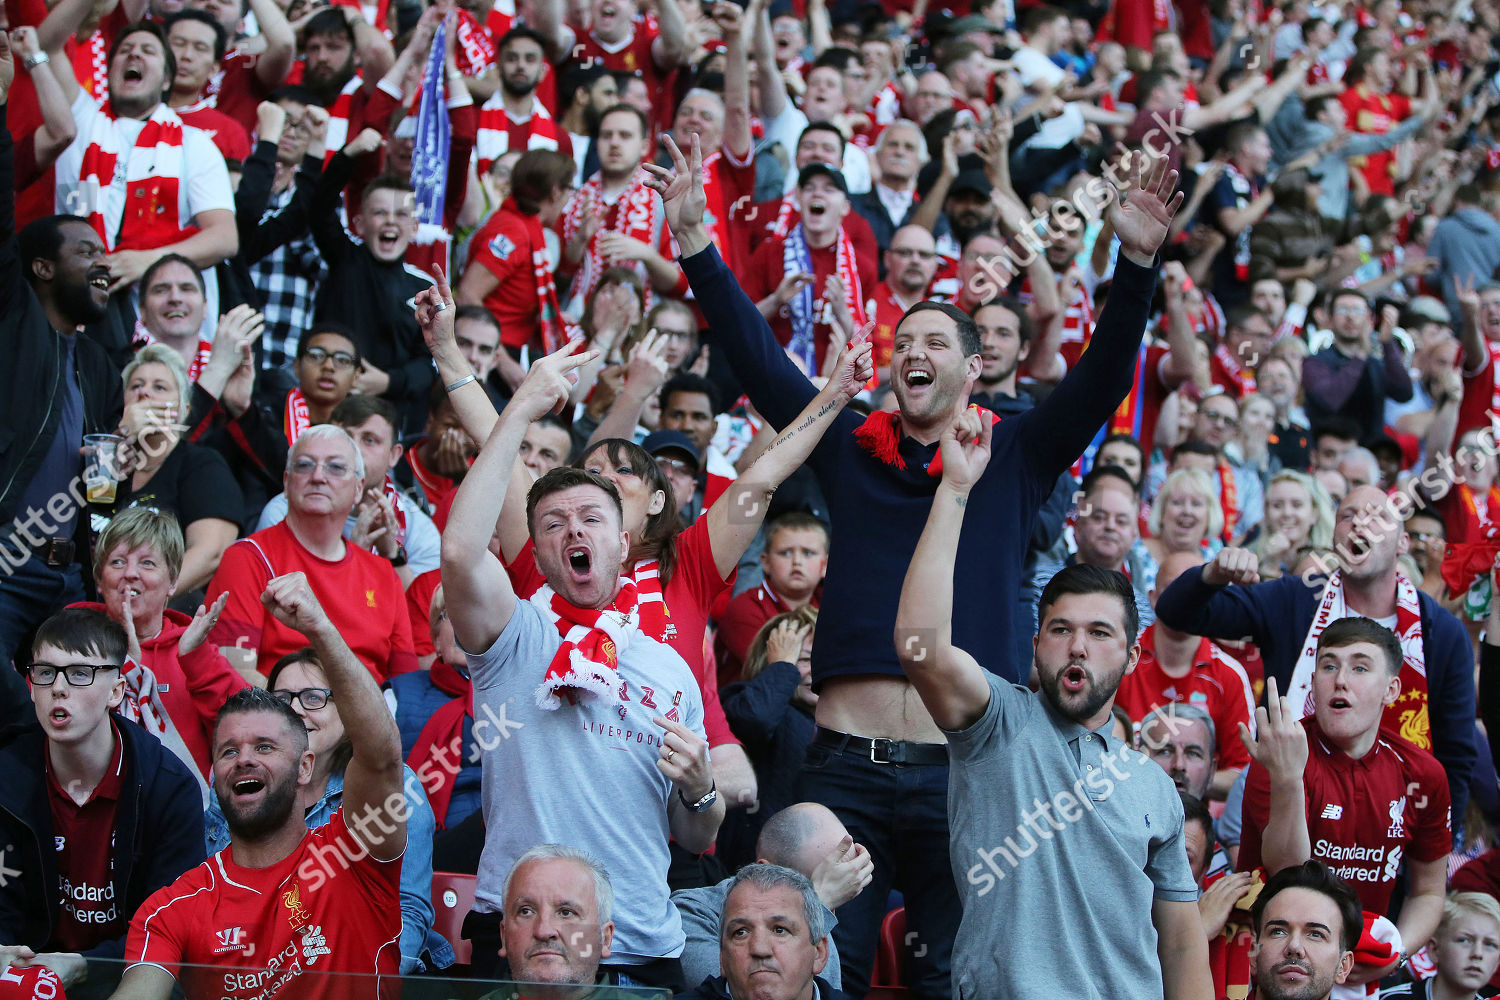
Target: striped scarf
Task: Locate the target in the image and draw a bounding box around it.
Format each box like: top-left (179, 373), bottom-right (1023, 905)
top-left (783, 223), bottom-right (864, 375)
top-left (530, 579), bottom-right (642, 710)
top-left (283, 388), bottom-right (311, 444)
top-left (474, 94), bottom-right (565, 174)
top-left (321, 75), bottom-right (364, 165)
top-left (506, 197), bottom-right (571, 353)
top-left (561, 171), bottom-right (661, 310)
top-left (78, 101), bottom-right (189, 251)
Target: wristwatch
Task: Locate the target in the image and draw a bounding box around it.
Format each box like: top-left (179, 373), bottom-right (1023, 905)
top-left (679, 782), bottom-right (718, 813)
top-left (389, 545), bottom-right (408, 568)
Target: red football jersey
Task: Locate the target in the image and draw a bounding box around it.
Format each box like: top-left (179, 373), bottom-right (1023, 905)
top-left (1115, 625), bottom-right (1254, 770)
top-left (466, 204), bottom-right (549, 349)
top-left (1458, 340), bottom-right (1500, 439)
top-left (178, 105), bottom-right (254, 164)
top-left (1238, 720), bottom-right (1451, 916)
top-left (204, 522), bottom-right (417, 681)
top-left (47, 724), bottom-right (126, 951)
top-left (125, 810), bottom-right (401, 1000)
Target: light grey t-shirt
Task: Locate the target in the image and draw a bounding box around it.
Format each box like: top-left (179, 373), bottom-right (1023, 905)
top-left (946, 674), bottom-right (1198, 1000)
top-left (468, 599), bottom-right (706, 964)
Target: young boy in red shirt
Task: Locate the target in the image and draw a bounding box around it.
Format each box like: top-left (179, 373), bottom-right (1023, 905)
top-left (714, 512), bottom-right (828, 687)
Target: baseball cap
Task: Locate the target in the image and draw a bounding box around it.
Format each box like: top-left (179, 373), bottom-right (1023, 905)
top-left (642, 430), bottom-right (701, 472)
top-left (949, 168), bottom-right (994, 199)
top-left (797, 162), bottom-right (850, 194)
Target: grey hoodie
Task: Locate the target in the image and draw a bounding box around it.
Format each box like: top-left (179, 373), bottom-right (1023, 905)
top-left (1429, 205), bottom-right (1500, 319)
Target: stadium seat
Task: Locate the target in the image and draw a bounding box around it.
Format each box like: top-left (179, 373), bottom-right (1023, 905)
top-left (870, 906), bottom-right (908, 989)
top-left (431, 871), bottom-right (478, 966)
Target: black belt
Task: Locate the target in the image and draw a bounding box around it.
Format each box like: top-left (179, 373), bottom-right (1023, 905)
top-left (30, 537), bottom-right (76, 568)
top-left (814, 726), bottom-right (949, 766)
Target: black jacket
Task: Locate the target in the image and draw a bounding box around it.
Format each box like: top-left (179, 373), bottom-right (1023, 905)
top-left (678, 975), bottom-right (849, 999)
top-left (0, 713), bottom-right (207, 958)
top-left (0, 104), bottom-right (124, 532)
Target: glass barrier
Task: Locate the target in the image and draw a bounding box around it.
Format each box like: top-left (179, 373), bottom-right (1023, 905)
top-left (52, 959), bottom-right (672, 1000)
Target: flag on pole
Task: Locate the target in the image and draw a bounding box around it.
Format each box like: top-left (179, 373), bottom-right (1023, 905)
top-left (412, 16), bottom-right (450, 227)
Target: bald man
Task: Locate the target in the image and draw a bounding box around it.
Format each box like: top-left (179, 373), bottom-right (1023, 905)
top-left (672, 804), bottom-right (873, 989)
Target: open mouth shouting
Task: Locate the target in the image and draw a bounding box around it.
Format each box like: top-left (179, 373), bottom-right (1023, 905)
top-left (1060, 664), bottom-right (1088, 695)
top-left (901, 364), bottom-right (934, 395)
top-left (565, 544), bottom-right (593, 584)
top-left (47, 706), bottom-right (72, 730)
top-left (373, 226), bottom-right (404, 258)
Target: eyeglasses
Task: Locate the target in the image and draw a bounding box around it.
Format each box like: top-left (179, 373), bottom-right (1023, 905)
top-left (1332, 305), bottom-right (1369, 317)
top-left (289, 457), bottom-right (357, 480)
top-left (655, 328), bottom-right (695, 341)
top-left (301, 346), bottom-right (359, 370)
top-left (655, 456), bottom-right (697, 476)
top-left (1202, 412), bottom-right (1240, 427)
top-left (28, 662), bottom-right (120, 686)
top-left (272, 687), bottom-right (334, 710)
top-left (889, 247), bottom-right (937, 260)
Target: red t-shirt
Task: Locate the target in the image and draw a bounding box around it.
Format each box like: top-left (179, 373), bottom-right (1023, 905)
top-left (124, 810), bottom-right (402, 999)
top-left (566, 22), bottom-right (673, 130)
top-left (1238, 720), bottom-right (1451, 916)
top-left (406, 568), bottom-right (442, 660)
top-left (713, 584), bottom-right (796, 689)
top-left (1458, 340), bottom-right (1500, 438)
top-left (205, 51), bottom-right (278, 134)
top-left (204, 521), bottom-right (417, 681)
top-left (1340, 86), bottom-right (1411, 197)
top-left (506, 517), bottom-right (739, 747)
top-left (743, 235), bottom-right (879, 374)
top-left (1114, 625), bottom-right (1254, 771)
top-left (466, 205), bottom-right (547, 349)
top-left (47, 724), bottom-right (126, 951)
top-left (178, 105), bottom-right (254, 164)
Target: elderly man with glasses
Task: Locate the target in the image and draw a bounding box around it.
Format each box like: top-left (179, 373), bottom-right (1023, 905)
top-left (203, 424), bottom-right (417, 683)
top-left (0, 608), bottom-right (204, 991)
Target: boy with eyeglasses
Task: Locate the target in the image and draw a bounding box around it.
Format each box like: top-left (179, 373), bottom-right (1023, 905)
top-left (0, 608), bottom-right (204, 991)
top-left (204, 425), bottom-right (417, 683)
top-left (271, 325), bottom-right (363, 446)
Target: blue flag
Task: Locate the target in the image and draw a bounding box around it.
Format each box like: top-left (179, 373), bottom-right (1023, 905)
top-left (412, 18), bottom-right (450, 227)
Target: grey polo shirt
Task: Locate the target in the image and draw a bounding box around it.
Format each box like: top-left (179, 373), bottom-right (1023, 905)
top-left (947, 674), bottom-right (1198, 1000)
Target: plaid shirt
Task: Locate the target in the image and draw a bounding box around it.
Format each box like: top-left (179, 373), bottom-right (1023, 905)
top-left (251, 181), bottom-right (327, 369)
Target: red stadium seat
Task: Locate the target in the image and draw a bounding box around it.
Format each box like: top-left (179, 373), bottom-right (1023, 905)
top-left (432, 871), bottom-right (478, 966)
top-left (870, 906), bottom-right (908, 990)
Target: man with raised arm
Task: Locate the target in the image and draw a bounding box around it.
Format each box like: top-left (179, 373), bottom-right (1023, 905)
top-left (642, 133), bottom-right (1182, 999)
top-left (893, 410), bottom-right (1213, 1000)
top-left (434, 268), bottom-right (872, 991)
top-left (106, 572), bottom-right (407, 1000)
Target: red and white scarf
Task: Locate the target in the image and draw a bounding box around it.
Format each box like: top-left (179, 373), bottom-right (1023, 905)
top-left (283, 387), bottom-right (311, 444)
top-left (530, 579), bottom-right (643, 709)
top-left (1213, 340), bottom-right (1256, 395)
top-left (1487, 342), bottom-right (1500, 432)
top-left (561, 172), bottom-right (661, 308)
top-left (131, 325), bottom-right (211, 383)
top-left (783, 223), bottom-right (865, 375)
top-left (381, 475), bottom-right (409, 546)
top-left (855, 404), bottom-right (1000, 477)
top-left (474, 94), bottom-right (565, 174)
top-left (321, 75), bottom-right (364, 165)
top-left (504, 197), bottom-right (572, 353)
top-left (1288, 570), bottom-right (1430, 749)
top-left (770, 198), bottom-right (797, 240)
top-left (700, 148), bottom-right (743, 263)
top-left (78, 102), bottom-right (189, 251)
top-left (118, 655), bottom-right (211, 803)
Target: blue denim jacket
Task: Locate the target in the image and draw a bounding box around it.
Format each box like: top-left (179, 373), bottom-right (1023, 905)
top-left (205, 765), bottom-right (455, 973)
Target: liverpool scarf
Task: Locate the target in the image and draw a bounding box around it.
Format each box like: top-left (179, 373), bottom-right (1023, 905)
top-left (530, 579), bottom-right (643, 709)
top-left (561, 171), bottom-right (661, 308)
top-left (783, 223), bottom-right (864, 375)
top-left (406, 656), bottom-right (471, 829)
top-left (854, 404), bottom-right (1000, 477)
top-left (1288, 570), bottom-right (1430, 749)
top-left (78, 101), bottom-right (189, 251)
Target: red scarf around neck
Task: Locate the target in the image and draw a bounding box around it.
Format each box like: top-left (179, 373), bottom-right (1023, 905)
top-left (853, 404), bottom-right (1000, 477)
top-left (531, 578), bottom-right (642, 709)
top-left (503, 197), bottom-right (572, 354)
top-left (406, 657), bottom-right (472, 829)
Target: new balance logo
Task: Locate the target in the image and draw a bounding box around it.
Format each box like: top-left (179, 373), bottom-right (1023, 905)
top-left (1320, 804), bottom-right (1343, 820)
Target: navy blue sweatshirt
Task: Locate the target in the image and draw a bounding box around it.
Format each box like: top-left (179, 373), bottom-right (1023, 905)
top-left (1155, 565), bottom-right (1476, 824)
top-left (681, 245), bottom-right (1159, 685)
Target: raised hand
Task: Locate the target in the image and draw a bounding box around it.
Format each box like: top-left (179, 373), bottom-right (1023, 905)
top-left (827, 337), bottom-right (875, 402)
top-left (510, 337), bottom-right (600, 421)
top-left (1238, 677), bottom-right (1308, 782)
top-left (809, 834), bottom-right (875, 910)
top-left (1201, 546), bottom-right (1262, 586)
top-left (1456, 272), bottom-right (1479, 315)
top-left (1106, 148), bottom-right (1183, 266)
top-left (256, 100), bottom-right (288, 143)
top-left (938, 405), bottom-right (993, 493)
top-left (1199, 872), bottom-right (1255, 939)
top-left (343, 127), bottom-right (383, 158)
top-left (261, 572), bottom-right (332, 636)
top-left (179, 592), bottom-right (229, 656)
top-left (773, 270), bottom-right (815, 309)
top-left (0, 24), bottom-right (13, 105)
top-left (415, 265), bottom-right (459, 363)
top-left (764, 618), bottom-right (811, 665)
top-left (641, 133), bottom-right (708, 252)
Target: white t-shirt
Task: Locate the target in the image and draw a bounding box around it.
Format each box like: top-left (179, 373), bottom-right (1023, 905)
top-left (55, 91), bottom-right (234, 247)
top-left (1011, 45), bottom-right (1085, 149)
